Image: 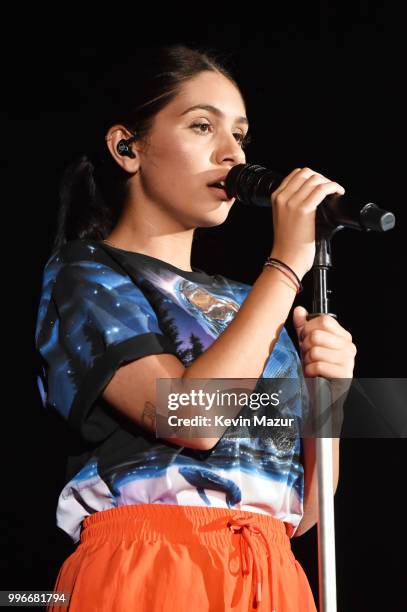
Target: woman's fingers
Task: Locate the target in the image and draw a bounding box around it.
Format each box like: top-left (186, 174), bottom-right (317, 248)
top-left (299, 324), bottom-right (357, 379)
top-left (302, 345), bottom-right (352, 367)
top-left (300, 329), bottom-right (351, 353)
top-left (274, 167), bottom-right (304, 192)
top-left (273, 167), bottom-right (344, 206)
top-left (303, 361), bottom-right (354, 379)
top-left (299, 314), bottom-right (353, 343)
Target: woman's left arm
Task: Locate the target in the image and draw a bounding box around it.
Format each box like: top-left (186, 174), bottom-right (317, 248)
top-left (292, 306), bottom-right (357, 537)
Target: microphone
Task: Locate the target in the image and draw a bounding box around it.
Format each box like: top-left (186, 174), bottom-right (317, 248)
top-left (225, 163), bottom-right (395, 232)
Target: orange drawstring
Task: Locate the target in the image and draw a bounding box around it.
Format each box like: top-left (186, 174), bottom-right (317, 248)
top-left (227, 514), bottom-right (277, 611)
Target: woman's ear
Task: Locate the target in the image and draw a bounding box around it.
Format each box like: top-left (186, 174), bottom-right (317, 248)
top-left (105, 125), bottom-right (141, 173)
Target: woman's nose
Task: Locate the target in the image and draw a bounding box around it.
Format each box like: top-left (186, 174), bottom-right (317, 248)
top-left (215, 134), bottom-right (246, 165)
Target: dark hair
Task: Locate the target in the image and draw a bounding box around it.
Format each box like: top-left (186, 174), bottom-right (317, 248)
top-left (52, 44), bottom-right (244, 254)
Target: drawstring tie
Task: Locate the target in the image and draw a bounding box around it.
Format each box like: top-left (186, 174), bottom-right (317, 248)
top-left (227, 514), bottom-right (276, 610)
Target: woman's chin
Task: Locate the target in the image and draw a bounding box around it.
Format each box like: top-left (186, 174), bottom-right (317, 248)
top-left (197, 200), bottom-right (234, 227)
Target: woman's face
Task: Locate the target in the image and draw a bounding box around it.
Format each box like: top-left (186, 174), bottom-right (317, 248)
top-left (131, 70), bottom-right (249, 229)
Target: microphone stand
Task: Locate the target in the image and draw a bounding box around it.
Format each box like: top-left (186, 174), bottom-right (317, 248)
top-left (305, 218), bottom-right (344, 612)
top-left (227, 162), bottom-right (396, 610)
top-left (302, 195), bottom-right (394, 611)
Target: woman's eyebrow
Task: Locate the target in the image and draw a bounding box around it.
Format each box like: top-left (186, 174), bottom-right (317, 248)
top-left (179, 104), bottom-right (249, 128)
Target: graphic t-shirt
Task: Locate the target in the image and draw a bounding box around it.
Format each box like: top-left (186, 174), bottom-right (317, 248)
top-left (35, 239), bottom-right (308, 544)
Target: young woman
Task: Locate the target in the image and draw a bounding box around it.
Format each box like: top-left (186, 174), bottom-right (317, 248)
top-left (35, 44), bottom-right (356, 611)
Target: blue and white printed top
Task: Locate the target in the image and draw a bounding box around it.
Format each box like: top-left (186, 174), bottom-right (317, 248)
top-left (35, 239), bottom-right (308, 543)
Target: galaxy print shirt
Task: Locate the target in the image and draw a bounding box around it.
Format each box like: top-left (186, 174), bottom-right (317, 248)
top-left (35, 239), bottom-right (309, 543)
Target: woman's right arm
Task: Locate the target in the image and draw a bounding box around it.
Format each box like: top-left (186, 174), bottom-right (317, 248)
top-left (102, 167), bottom-right (345, 450)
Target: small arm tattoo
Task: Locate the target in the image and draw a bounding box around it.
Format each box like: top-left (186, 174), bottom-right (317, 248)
top-left (141, 401), bottom-right (157, 430)
top-left (141, 400), bottom-right (184, 435)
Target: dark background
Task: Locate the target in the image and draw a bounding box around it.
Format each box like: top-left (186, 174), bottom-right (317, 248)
top-left (1, 5), bottom-right (405, 611)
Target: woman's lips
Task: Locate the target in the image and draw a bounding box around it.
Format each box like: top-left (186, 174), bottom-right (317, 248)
top-left (207, 185), bottom-right (233, 201)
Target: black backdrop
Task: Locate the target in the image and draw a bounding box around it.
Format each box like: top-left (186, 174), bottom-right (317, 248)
top-left (1, 6), bottom-right (405, 611)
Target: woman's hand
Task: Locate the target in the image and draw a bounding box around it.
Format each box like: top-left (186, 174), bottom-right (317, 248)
top-left (293, 305), bottom-right (357, 430)
top-left (270, 167), bottom-right (346, 279)
top-left (293, 306), bottom-right (357, 379)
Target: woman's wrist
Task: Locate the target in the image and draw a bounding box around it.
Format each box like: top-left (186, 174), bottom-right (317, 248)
top-left (264, 256), bottom-right (303, 294)
top-left (262, 264), bottom-right (300, 293)
top-left (268, 250), bottom-right (308, 281)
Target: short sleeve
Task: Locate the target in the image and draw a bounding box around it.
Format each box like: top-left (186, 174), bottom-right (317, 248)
top-left (35, 258), bottom-right (179, 443)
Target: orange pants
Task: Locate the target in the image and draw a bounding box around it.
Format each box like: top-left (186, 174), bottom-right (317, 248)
top-left (48, 504), bottom-right (317, 611)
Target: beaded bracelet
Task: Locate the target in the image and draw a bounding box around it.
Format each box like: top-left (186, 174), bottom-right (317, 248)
top-left (264, 257), bottom-right (303, 294)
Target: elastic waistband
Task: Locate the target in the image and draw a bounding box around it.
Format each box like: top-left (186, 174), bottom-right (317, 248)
top-left (79, 504), bottom-right (292, 552)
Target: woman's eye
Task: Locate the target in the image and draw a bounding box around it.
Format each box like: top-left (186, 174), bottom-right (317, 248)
top-left (190, 122), bottom-right (251, 148)
top-left (191, 122), bottom-right (212, 134)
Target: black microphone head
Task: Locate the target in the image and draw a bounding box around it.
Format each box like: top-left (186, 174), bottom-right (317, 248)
top-left (225, 163), bottom-right (282, 207)
top-left (224, 164), bottom-right (246, 199)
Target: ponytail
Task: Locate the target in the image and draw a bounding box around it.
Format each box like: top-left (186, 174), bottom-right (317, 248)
top-left (52, 151), bottom-right (126, 254)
